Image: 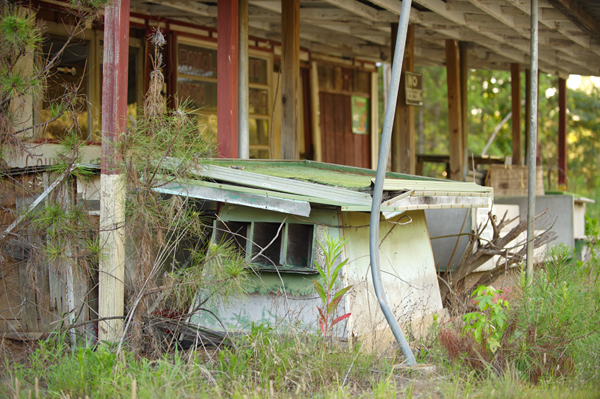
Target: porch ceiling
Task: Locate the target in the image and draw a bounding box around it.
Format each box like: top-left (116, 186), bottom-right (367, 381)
top-left (129, 0), bottom-right (600, 76)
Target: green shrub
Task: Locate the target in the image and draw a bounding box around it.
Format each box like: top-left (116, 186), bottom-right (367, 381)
top-left (463, 285), bottom-right (510, 353)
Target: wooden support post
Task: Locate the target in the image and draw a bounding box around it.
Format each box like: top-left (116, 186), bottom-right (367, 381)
top-left (99, 0), bottom-right (129, 342)
top-left (309, 61), bottom-right (322, 162)
top-left (459, 42), bottom-right (469, 174)
top-left (281, 0), bottom-right (300, 160)
top-left (558, 77), bottom-right (567, 189)
top-left (391, 23), bottom-right (415, 174)
top-left (370, 70), bottom-right (379, 170)
top-left (445, 39), bottom-right (463, 181)
top-left (238, 0), bottom-right (249, 159)
top-left (511, 63), bottom-right (523, 165)
top-left (525, 68), bottom-right (530, 163)
top-left (217, 0), bottom-right (239, 158)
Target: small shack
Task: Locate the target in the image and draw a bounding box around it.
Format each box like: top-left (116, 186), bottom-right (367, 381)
top-left (157, 159), bottom-right (493, 349)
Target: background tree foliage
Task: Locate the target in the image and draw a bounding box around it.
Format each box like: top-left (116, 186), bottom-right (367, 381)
top-left (389, 65), bottom-right (600, 220)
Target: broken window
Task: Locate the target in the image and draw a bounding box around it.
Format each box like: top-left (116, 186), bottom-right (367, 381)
top-left (211, 220), bottom-right (316, 274)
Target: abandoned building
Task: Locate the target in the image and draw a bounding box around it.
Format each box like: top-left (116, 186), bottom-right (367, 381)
top-left (1, 0), bottom-right (599, 344)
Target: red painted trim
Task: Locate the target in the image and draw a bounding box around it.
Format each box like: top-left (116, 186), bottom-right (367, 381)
top-left (217, 0), bottom-right (239, 158)
top-left (130, 21), bottom-right (146, 29)
top-left (101, 0), bottom-right (130, 175)
top-left (558, 77), bottom-right (567, 187)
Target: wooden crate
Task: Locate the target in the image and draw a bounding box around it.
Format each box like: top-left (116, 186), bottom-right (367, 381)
top-left (486, 164), bottom-right (544, 197)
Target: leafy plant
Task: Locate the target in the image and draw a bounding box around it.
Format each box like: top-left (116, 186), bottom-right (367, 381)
top-left (463, 285), bottom-right (510, 353)
top-left (312, 234), bottom-right (352, 347)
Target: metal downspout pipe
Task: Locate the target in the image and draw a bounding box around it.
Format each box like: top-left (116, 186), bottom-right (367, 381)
top-left (526, 0), bottom-right (538, 279)
top-left (369, 0), bottom-right (416, 366)
top-left (238, 0), bottom-right (249, 159)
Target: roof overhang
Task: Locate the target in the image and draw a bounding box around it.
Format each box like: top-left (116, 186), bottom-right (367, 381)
top-left (153, 161), bottom-right (494, 218)
top-left (125, 0), bottom-right (600, 76)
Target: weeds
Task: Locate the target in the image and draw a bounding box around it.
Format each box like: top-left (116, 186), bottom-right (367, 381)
top-left (2, 325), bottom-right (407, 398)
top-left (463, 285), bottom-right (510, 353)
top-left (436, 244), bottom-right (600, 388)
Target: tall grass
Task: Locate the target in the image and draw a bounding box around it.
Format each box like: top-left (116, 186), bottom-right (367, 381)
top-left (2, 325), bottom-right (404, 398)
top-left (433, 243), bottom-right (600, 390)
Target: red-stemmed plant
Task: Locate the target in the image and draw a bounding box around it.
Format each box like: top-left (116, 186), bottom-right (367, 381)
top-left (313, 234), bottom-right (352, 349)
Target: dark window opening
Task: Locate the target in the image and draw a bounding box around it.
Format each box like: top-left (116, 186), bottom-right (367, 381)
top-left (252, 222), bottom-right (283, 266)
top-left (214, 221), bottom-right (249, 257)
top-left (286, 224), bottom-right (313, 267)
top-left (211, 220), bottom-right (317, 274)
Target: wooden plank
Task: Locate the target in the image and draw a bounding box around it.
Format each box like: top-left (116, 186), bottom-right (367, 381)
top-left (281, 0), bottom-right (300, 160)
top-left (301, 68), bottom-right (313, 160)
top-left (460, 41), bottom-right (469, 172)
top-left (370, 70), bottom-right (379, 170)
top-left (445, 39), bottom-right (464, 181)
top-left (547, 0), bottom-right (600, 44)
top-left (14, 176), bottom-right (39, 333)
top-left (320, 92), bottom-right (333, 164)
top-left (310, 61), bottom-right (323, 162)
top-left (0, 262), bottom-right (23, 323)
top-left (511, 63), bottom-right (523, 166)
top-left (36, 172), bottom-right (54, 332)
top-left (48, 263), bottom-right (67, 316)
top-left (19, 259), bottom-right (38, 332)
top-left (391, 23), bottom-right (415, 175)
top-left (217, 0), bottom-right (239, 158)
top-left (558, 77), bottom-right (567, 189)
top-left (525, 68), bottom-right (530, 163)
top-left (35, 258), bottom-right (53, 332)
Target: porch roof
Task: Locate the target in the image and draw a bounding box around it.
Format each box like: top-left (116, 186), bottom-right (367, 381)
top-left (153, 159), bottom-right (492, 217)
top-left (129, 0), bottom-right (600, 76)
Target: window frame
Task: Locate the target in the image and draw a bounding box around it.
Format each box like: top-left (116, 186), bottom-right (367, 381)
top-left (175, 36), bottom-right (274, 159)
top-left (210, 218), bottom-right (318, 274)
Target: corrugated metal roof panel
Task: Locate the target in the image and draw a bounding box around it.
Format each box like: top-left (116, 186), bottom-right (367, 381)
top-left (374, 178), bottom-right (493, 196)
top-left (154, 181), bottom-right (312, 216)
top-left (193, 164), bottom-right (373, 206)
top-left (160, 159), bottom-right (495, 215)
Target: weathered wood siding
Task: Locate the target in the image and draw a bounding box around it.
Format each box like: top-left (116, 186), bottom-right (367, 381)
top-left (318, 63), bottom-right (372, 169)
top-left (0, 172), bottom-right (95, 338)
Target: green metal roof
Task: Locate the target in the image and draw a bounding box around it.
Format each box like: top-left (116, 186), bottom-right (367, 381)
top-left (156, 159), bottom-right (494, 218)
top-left (207, 159), bottom-right (442, 190)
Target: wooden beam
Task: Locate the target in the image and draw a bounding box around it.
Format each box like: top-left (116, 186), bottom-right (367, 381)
top-left (524, 67), bottom-right (530, 164)
top-left (99, 0), bottom-right (130, 342)
top-left (281, 0), bottom-right (300, 160)
top-left (547, 0), bottom-right (600, 44)
top-left (445, 39), bottom-right (464, 181)
top-left (511, 63), bottom-right (523, 166)
top-left (391, 23), bottom-right (415, 175)
top-left (459, 41), bottom-right (469, 172)
top-left (558, 77), bottom-right (567, 189)
top-left (370, 69), bottom-right (379, 170)
top-left (309, 61), bottom-right (322, 162)
top-left (217, 0), bottom-right (239, 158)
top-left (320, 0), bottom-right (385, 22)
